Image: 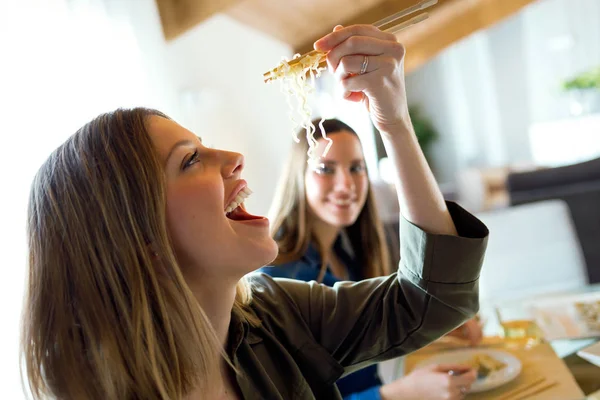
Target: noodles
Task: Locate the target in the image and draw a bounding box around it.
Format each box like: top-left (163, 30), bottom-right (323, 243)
top-left (265, 52), bottom-right (332, 165)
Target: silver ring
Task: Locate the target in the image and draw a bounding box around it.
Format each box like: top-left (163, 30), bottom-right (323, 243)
top-left (360, 55), bottom-right (369, 74)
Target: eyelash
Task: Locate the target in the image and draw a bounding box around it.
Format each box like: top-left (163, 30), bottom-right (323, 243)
top-left (183, 150), bottom-right (200, 170)
top-left (315, 165), bottom-right (334, 175)
top-left (315, 165), bottom-right (365, 175)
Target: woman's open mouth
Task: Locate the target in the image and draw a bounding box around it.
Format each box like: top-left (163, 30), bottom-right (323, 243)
top-left (225, 186), bottom-right (264, 221)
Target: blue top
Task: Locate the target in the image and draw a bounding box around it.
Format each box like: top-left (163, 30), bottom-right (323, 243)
top-left (258, 237), bottom-right (383, 400)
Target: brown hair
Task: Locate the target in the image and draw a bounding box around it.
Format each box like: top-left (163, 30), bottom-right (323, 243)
top-left (269, 118), bottom-right (392, 279)
top-left (22, 108), bottom-right (255, 399)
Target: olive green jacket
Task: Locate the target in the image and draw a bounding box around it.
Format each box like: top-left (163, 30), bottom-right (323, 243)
top-left (229, 202), bottom-right (488, 399)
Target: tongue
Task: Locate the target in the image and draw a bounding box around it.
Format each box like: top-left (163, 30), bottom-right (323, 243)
top-left (227, 205), bottom-right (263, 221)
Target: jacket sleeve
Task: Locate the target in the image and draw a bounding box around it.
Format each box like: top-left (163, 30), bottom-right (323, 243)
top-left (249, 202), bottom-right (488, 377)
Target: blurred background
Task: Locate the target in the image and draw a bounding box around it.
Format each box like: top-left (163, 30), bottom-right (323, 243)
top-left (1, 0), bottom-right (599, 397)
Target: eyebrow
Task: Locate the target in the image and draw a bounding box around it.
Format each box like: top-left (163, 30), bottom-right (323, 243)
top-left (320, 159), bottom-right (365, 165)
top-left (166, 139), bottom-right (197, 164)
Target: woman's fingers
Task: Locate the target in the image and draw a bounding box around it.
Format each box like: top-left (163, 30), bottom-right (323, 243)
top-left (433, 363), bottom-right (473, 374)
top-left (325, 36), bottom-right (404, 74)
top-left (458, 319), bottom-right (484, 345)
top-left (332, 52), bottom-right (396, 79)
top-left (313, 24), bottom-right (410, 131)
top-left (451, 368), bottom-right (477, 386)
top-left (449, 369), bottom-right (476, 399)
top-left (314, 24), bottom-right (396, 53)
top-left (333, 54), bottom-right (372, 77)
top-left (420, 364), bottom-right (477, 399)
top-left (343, 92), bottom-right (366, 103)
top-left (325, 36), bottom-right (385, 72)
top-left (336, 56), bottom-right (398, 97)
top-left (436, 364), bottom-right (478, 387)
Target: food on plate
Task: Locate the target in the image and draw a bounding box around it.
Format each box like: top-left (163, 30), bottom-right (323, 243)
top-left (462, 353), bottom-right (507, 379)
top-left (575, 300), bottom-right (600, 331)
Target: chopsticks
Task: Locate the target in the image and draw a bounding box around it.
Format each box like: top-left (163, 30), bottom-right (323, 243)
top-left (495, 376), bottom-right (558, 400)
top-left (263, 0), bottom-right (438, 82)
top-left (382, 13), bottom-right (429, 35)
top-left (514, 380), bottom-right (558, 400)
top-left (495, 377), bottom-right (545, 400)
top-left (373, 0), bottom-right (437, 30)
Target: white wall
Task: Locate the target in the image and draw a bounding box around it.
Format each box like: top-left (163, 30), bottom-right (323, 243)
top-left (404, 55), bottom-right (459, 184)
top-left (165, 15), bottom-right (294, 217)
top-left (0, 0), bottom-right (182, 396)
top-left (405, 0), bottom-right (600, 185)
top-left (0, 1), bottom-right (293, 397)
top-left (487, 16), bottom-right (531, 165)
top-left (523, 0), bottom-right (600, 122)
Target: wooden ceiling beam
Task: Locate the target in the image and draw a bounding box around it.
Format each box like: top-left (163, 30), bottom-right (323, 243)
top-left (227, 0), bottom-right (387, 48)
top-left (294, 0), bottom-right (452, 55)
top-left (154, 0), bottom-right (539, 74)
top-left (294, 0), bottom-right (539, 74)
top-left (155, 0), bottom-right (242, 40)
top-left (400, 0), bottom-right (539, 74)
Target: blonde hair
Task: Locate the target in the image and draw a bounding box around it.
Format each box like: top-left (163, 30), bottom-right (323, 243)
top-left (22, 108), bottom-right (255, 399)
top-left (269, 118), bottom-right (392, 279)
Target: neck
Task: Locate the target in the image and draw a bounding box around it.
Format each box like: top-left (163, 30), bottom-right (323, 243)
top-left (184, 276), bottom-right (240, 399)
top-left (190, 278), bottom-right (238, 349)
top-left (311, 218), bottom-right (340, 257)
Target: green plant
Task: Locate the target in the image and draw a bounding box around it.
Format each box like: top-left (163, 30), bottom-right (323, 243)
top-left (372, 106), bottom-right (439, 166)
top-left (562, 66), bottom-right (600, 91)
top-left (409, 106), bottom-right (438, 156)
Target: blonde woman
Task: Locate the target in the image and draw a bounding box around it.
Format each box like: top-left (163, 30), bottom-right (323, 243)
top-left (22, 25), bottom-right (488, 399)
top-left (263, 118), bottom-right (483, 400)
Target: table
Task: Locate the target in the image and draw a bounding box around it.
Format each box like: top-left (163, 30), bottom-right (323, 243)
top-left (587, 387), bottom-right (600, 400)
top-left (381, 284), bottom-right (600, 399)
top-left (482, 284), bottom-right (600, 396)
top-left (404, 339), bottom-right (584, 399)
top-left (485, 284), bottom-right (600, 359)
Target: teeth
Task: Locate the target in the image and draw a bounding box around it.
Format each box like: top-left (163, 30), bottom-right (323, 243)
top-left (225, 202), bottom-right (238, 213)
top-left (225, 186), bottom-right (253, 214)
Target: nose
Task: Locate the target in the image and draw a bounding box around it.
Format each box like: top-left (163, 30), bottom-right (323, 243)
top-left (221, 151), bottom-right (244, 179)
top-left (334, 168), bottom-right (355, 192)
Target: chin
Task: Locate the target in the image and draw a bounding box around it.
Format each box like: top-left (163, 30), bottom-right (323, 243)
top-left (243, 237), bottom-right (279, 271)
top-left (327, 216), bottom-right (359, 228)
top-left (262, 237), bottom-right (279, 265)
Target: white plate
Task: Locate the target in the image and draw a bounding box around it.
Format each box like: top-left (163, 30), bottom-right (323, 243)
top-left (414, 349), bottom-right (522, 393)
top-left (578, 341), bottom-right (600, 367)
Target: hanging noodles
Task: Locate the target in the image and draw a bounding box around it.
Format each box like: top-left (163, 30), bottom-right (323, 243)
top-left (265, 51), bottom-right (333, 165)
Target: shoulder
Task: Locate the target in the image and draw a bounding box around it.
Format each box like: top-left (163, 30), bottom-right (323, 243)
top-left (247, 272), bottom-right (305, 295)
top-left (246, 272), bottom-right (332, 318)
top-left (245, 273), bottom-right (314, 336)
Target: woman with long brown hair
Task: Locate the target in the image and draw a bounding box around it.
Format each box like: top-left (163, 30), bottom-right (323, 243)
top-left (22, 25), bottom-right (488, 399)
top-left (266, 118), bottom-right (392, 284)
top-left (263, 118), bottom-right (483, 400)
